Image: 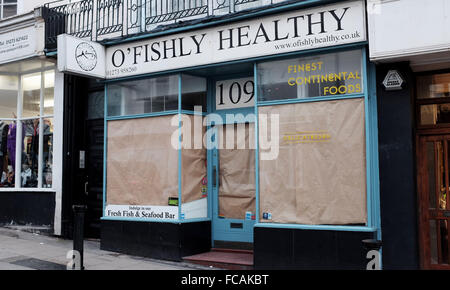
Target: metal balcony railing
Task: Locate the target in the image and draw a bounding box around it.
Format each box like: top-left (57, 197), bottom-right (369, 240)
top-left (43, 0), bottom-right (288, 50)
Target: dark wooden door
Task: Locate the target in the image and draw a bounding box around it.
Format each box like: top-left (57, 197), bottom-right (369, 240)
top-left (417, 134), bottom-right (450, 269)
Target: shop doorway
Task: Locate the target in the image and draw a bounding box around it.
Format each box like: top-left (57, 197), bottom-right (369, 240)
top-left (62, 76), bottom-right (104, 239)
top-left (211, 123), bottom-right (256, 247)
top-left (82, 91), bottom-right (104, 238)
top-left (209, 74), bottom-right (256, 248)
top-left (417, 134), bottom-right (450, 269)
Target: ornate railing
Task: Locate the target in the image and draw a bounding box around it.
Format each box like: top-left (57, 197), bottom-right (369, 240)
top-left (43, 0), bottom-right (287, 49)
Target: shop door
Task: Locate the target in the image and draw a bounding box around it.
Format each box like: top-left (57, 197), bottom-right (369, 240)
top-left (417, 134), bottom-right (450, 269)
top-left (83, 91), bottom-right (104, 238)
top-left (211, 123), bottom-right (256, 245)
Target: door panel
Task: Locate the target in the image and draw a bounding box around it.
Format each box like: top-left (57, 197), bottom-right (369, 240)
top-left (418, 135), bottom-right (450, 269)
top-left (212, 123), bottom-right (256, 244)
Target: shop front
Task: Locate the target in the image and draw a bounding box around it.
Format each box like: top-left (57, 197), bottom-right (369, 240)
top-left (368, 0), bottom-right (450, 270)
top-left (0, 8), bottom-right (63, 235)
top-left (58, 0), bottom-right (380, 269)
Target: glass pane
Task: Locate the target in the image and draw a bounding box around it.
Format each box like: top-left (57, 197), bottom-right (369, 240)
top-left (439, 220), bottom-right (449, 264)
top-left (3, 4), bottom-right (17, 18)
top-left (181, 74), bottom-right (207, 112)
top-left (426, 142), bottom-right (436, 209)
top-left (21, 119), bottom-right (39, 188)
top-left (0, 75), bottom-right (17, 118)
top-left (0, 120), bottom-right (13, 187)
top-left (430, 220), bottom-right (438, 264)
top-left (437, 141), bottom-right (446, 210)
top-left (258, 49), bottom-right (363, 102)
top-left (43, 118), bottom-right (53, 188)
top-left (44, 70), bottom-right (55, 116)
top-left (107, 75), bottom-right (178, 117)
top-left (22, 72), bottom-right (41, 118)
top-left (417, 73), bottom-right (450, 99)
top-left (87, 91), bottom-right (104, 119)
top-left (420, 104), bottom-right (450, 125)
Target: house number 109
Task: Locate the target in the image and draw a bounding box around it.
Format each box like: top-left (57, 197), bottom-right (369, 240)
top-left (216, 77), bottom-right (255, 110)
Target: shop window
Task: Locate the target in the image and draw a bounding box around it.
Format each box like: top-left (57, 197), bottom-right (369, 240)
top-left (0, 69), bottom-right (54, 189)
top-left (181, 74), bottom-right (207, 112)
top-left (107, 75), bottom-right (178, 117)
top-left (258, 98), bottom-right (367, 225)
top-left (106, 115), bottom-right (178, 206)
top-left (257, 49), bottom-right (363, 102)
top-left (0, 0), bottom-right (17, 19)
top-left (180, 114), bottom-right (207, 219)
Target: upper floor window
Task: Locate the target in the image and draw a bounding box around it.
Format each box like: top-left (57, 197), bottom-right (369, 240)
top-left (0, 0), bottom-right (17, 19)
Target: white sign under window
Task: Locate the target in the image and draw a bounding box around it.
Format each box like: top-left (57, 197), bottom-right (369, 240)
top-left (105, 204), bottom-right (178, 220)
top-left (216, 77), bottom-right (255, 110)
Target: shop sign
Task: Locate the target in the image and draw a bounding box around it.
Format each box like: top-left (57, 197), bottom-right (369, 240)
top-left (216, 77), bottom-right (255, 110)
top-left (105, 205), bottom-right (178, 220)
top-left (0, 25), bottom-right (43, 64)
top-left (57, 34), bottom-right (106, 79)
top-left (105, 0), bottom-right (365, 79)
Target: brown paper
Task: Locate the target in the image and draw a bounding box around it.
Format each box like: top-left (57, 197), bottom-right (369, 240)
top-left (218, 123), bottom-right (256, 219)
top-left (106, 115), bottom-right (179, 206)
top-left (259, 98), bottom-right (367, 225)
top-left (181, 115), bottom-right (207, 203)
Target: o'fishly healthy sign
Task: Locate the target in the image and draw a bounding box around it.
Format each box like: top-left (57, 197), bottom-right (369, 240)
top-left (59, 0), bottom-right (366, 79)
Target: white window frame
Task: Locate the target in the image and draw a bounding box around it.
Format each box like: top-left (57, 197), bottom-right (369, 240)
top-left (0, 65), bottom-right (55, 190)
top-left (0, 0), bottom-right (18, 20)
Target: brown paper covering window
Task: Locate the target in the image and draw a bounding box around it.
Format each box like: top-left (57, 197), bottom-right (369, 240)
top-left (181, 115), bottom-right (207, 204)
top-left (218, 123), bottom-right (256, 219)
top-left (259, 98), bottom-right (367, 225)
top-left (106, 115), bottom-right (178, 205)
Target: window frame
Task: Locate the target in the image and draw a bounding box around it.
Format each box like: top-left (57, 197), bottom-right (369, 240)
top-left (0, 0), bottom-right (18, 20)
top-left (0, 66), bottom-right (55, 190)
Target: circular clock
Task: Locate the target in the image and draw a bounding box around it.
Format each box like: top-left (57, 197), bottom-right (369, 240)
top-left (75, 42), bottom-right (97, 72)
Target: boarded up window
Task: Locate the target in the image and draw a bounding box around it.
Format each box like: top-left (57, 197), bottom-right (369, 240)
top-left (259, 98), bottom-right (367, 225)
top-left (106, 115), bottom-right (178, 206)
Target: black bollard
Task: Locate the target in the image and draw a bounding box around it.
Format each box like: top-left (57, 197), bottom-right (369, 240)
top-left (72, 205), bottom-right (87, 270)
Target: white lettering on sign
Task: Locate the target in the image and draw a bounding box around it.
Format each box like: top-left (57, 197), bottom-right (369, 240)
top-left (216, 77), bottom-right (255, 110)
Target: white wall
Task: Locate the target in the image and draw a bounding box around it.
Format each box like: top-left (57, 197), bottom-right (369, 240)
top-left (368, 0), bottom-right (450, 61)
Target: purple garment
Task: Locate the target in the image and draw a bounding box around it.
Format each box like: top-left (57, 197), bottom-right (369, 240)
top-left (7, 123), bottom-right (16, 170)
top-left (7, 122), bottom-right (25, 170)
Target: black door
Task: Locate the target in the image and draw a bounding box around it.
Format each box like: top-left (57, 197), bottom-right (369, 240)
top-left (62, 76), bottom-right (104, 239)
top-left (83, 91), bottom-right (104, 238)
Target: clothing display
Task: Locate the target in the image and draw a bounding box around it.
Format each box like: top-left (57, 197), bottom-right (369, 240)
top-left (0, 121), bottom-right (9, 176)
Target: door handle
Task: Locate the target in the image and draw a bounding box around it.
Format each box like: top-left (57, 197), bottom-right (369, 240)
top-left (84, 181), bottom-right (89, 195)
top-left (213, 167), bottom-right (217, 187)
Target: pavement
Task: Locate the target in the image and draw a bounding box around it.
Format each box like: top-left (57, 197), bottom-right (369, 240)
top-left (0, 227), bottom-right (214, 270)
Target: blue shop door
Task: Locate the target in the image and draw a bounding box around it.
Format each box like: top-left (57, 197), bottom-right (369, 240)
top-left (211, 123), bottom-right (256, 244)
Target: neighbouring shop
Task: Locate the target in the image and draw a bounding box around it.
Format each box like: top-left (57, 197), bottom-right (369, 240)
top-left (57, 0), bottom-right (381, 269)
top-left (0, 8), bottom-right (63, 235)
